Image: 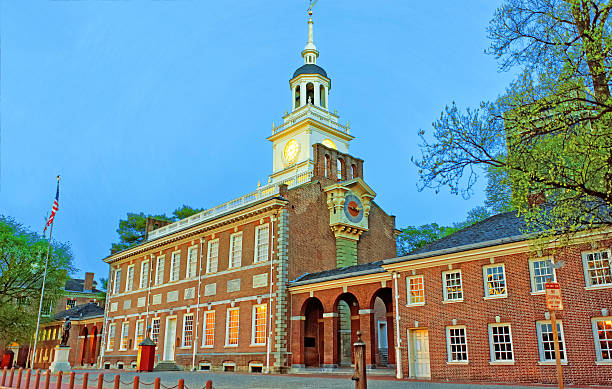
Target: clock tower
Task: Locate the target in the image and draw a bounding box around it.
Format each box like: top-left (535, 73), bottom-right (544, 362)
top-left (267, 9), bottom-right (354, 185)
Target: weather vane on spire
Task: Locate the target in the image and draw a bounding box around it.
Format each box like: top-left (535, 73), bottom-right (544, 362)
top-left (307, 0), bottom-right (318, 15)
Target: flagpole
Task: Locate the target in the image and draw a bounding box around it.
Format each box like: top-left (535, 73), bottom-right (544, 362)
top-left (31, 176), bottom-right (59, 368)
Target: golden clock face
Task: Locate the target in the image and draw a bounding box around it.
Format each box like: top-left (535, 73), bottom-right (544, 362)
top-left (322, 138), bottom-right (337, 150)
top-left (283, 139), bottom-right (299, 163)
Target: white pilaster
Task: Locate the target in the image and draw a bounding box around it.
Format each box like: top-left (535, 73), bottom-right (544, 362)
top-left (314, 82), bottom-right (320, 106)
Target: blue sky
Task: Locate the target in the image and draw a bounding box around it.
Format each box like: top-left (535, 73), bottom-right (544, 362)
top-left (0, 1), bottom-right (515, 281)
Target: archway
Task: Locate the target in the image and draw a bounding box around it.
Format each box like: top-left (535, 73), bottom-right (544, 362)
top-left (89, 327), bottom-right (98, 365)
top-left (306, 83), bottom-right (314, 104)
top-left (302, 298), bottom-right (324, 367)
top-left (79, 327), bottom-right (88, 366)
top-left (369, 288), bottom-right (395, 367)
top-left (334, 293), bottom-right (360, 366)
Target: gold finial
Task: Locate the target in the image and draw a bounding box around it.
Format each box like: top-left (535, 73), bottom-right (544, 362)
top-left (57, 175), bottom-right (60, 182)
top-left (257, 181), bottom-right (261, 188)
top-left (307, 0), bottom-right (318, 15)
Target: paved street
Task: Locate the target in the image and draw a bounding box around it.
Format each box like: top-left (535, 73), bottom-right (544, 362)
top-left (74, 370), bottom-right (611, 389)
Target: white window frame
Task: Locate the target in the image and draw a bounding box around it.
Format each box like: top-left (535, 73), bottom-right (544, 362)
top-left (112, 268), bottom-right (122, 295)
top-left (139, 260), bottom-right (149, 289)
top-left (202, 310), bottom-right (215, 348)
top-left (155, 256), bottom-right (165, 285)
top-left (229, 232), bottom-right (243, 268)
top-left (107, 323), bottom-right (116, 351)
top-left (206, 239), bottom-right (219, 274)
top-left (126, 265), bottom-right (135, 292)
top-left (254, 224), bottom-right (270, 263)
top-left (134, 319), bottom-right (144, 350)
top-left (483, 263), bottom-right (507, 299)
top-left (445, 325), bottom-right (468, 363)
top-left (186, 246), bottom-right (198, 279)
top-left (406, 275), bottom-right (425, 306)
top-left (536, 320), bottom-right (567, 363)
top-left (251, 304), bottom-right (267, 346)
top-left (225, 307), bottom-right (240, 347)
top-left (442, 269), bottom-right (463, 302)
top-left (529, 258), bottom-right (556, 294)
top-left (120, 322), bottom-right (129, 351)
top-left (582, 249), bottom-right (612, 288)
top-left (591, 316), bottom-right (612, 363)
top-left (151, 318), bottom-right (160, 344)
top-left (182, 314), bottom-right (194, 348)
top-left (170, 251), bottom-right (181, 282)
top-left (488, 323), bottom-right (514, 363)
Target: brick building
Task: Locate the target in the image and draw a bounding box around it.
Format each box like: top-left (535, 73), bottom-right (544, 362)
top-left (100, 11), bottom-right (396, 373)
top-left (289, 211), bottom-right (612, 386)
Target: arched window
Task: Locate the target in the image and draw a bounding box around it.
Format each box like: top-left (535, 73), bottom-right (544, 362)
top-left (351, 164), bottom-right (357, 179)
top-left (337, 158), bottom-right (344, 180)
top-left (325, 154), bottom-right (331, 178)
top-left (294, 85), bottom-right (301, 109)
top-left (306, 83), bottom-right (314, 105)
top-left (320, 85), bottom-right (326, 108)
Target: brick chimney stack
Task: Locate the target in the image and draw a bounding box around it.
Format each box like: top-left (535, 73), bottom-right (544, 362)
top-left (84, 272), bottom-right (94, 292)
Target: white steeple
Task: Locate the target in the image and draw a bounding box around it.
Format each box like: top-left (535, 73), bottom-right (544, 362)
top-left (302, 10), bottom-right (319, 65)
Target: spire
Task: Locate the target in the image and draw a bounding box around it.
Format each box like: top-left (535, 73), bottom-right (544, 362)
top-left (302, 9), bottom-right (319, 65)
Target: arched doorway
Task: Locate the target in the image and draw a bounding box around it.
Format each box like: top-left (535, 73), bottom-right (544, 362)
top-left (370, 288), bottom-right (394, 367)
top-left (79, 327), bottom-right (88, 366)
top-left (302, 298), bottom-right (324, 367)
top-left (89, 327), bottom-right (98, 365)
top-left (335, 293), bottom-right (360, 366)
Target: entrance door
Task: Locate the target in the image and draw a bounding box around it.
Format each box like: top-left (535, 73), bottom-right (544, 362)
top-left (338, 300), bottom-right (352, 365)
top-left (163, 317), bottom-right (177, 361)
top-left (377, 321), bottom-right (388, 365)
top-left (409, 329), bottom-right (430, 378)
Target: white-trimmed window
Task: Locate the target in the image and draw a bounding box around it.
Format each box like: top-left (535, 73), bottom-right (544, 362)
top-left (202, 311), bottom-right (215, 347)
top-left (406, 275), bottom-right (425, 305)
top-left (582, 250), bottom-right (612, 287)
top-left (206, 239), bottom-right (219, 273)
top-left (488, 324), bottom-right (513, 362)
top-left (112, 268), bottom-right (122, 294)
top-left (254, 224), bottom-right (270, 263)
top-left (182, 314), bottom-right (194, 347)
top-left (120, 322), bottom-right (130, 350)
top-left (592, 317), bottom-right (612, 362)
top-left (225, 308), bottom-right (240, 346)
top-left (529, 258), bottom-right (555, 293)
top-left (151, 318), bottom-right (160, 344)
top-left (483, 264), bottom-right (507, 298)
top-left (229, 232), bottom-right (243, 268)
top-left (536, 321), bottom-right (566, 362)
top-left (155, 256), bottom-right (165, 285)
top-left (170, 251), bottom-right (181, 282)
top-left (186, 246), bottom-right (198, 279)
top-left (140, 261), bottom-right (149, 289)
top-left (443, 270), bottom-right (463, 302)
top-left (126, 265), bottom-right (135, 292)
top-left (446, 326), bottom-right (468, 362)
top-left (251, 304), bottom-right (267, 345)
top-left (107, 323), bottom-right (116, 350)
top-left (134, 320), bottom-right (144, 349)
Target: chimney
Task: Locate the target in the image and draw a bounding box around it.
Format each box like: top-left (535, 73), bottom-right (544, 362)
top-left (84, 272), bottom-right (94, 292)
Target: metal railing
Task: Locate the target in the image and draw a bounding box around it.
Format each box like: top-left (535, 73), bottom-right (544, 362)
top-left (272, 104), bottom-right (349, 135)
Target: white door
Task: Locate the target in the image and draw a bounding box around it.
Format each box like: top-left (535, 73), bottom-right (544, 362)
top-left (164, 317), bottom-right (177, 361)
top-left (377, 321), bottom-right (388, 349)
top-left (409, 329), bottom-right (431, 378)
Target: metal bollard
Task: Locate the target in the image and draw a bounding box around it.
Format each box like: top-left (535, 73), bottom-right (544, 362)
top-left (34, 370), bottom-right (41, 389)
top-left (43, 371), bottom-right (50, 389)
top-left (68, 372), bottom-right (75, 389)
top-left (351, 331), bottom-right (367, 389)
top-left (113, 375), bottom-right (119, 389)
top-left (177, 379), bottom-right (183, 389)
top-left (25, 369), bottom-right (32, 389)
top-left (96, 374), bottom-right (102, 389)
top-left (205, 381), bottom-right (212, 389)
top-left (153, 378), bottom-right (160, 389)
top-left (16, 369), bottom-right (23, 389)
top-left (9, 368), bottom-right (15, 387)
top-left (2, 367), bottom-right (7, 386)
top-left (133, 376), bottom-right (139, 389)
top-left (55, 371), bottom-right (63, 389)
top-left (82, 373), bottom-right (88, 389)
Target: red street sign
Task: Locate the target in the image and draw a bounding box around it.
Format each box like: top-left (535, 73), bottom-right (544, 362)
top-left (545, 282), bottom-right (563, 311)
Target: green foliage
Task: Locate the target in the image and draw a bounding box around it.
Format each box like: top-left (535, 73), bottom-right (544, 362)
top-left (397, 223), bottom-right (459, 256)
top-left (413, 0), bottom-right (612, 238)
top-left (112, 205), bottom-right (204, 252)
top-left (0, 216), bottom-right (73, 345)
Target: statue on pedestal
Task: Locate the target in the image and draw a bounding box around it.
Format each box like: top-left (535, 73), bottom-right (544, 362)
top-left (60, 318), bottom-right (71, 346)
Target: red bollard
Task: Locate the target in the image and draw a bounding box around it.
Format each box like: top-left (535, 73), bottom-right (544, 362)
top-left (132, 376), bottom-right (139, 389)
top-left (55, 371), bottom-right (63, 389)
top-left (68, 372), bottom-right (75, 389)
top-left (34, 370), bottom-right (41, 389)
top-left (9, 368), bottom-right (15, 387)
top-left (113, 375), bottom-right (119, 389)
top-left (153, 378), bottom-right (160, 389)
top-left (16, 368), bottom-right (23, 389)
top-left (177, 379), bottom-right (183, 389)
top-left (96, 374), bottom-right (103, 389)
top-left (82, 373), bottom-right (88, 389)
top-left (44, 371), bottom-right (50, 389)
top-left (205, 381), bottom-right (212, 389)
top-left (2, 367), bottom-right (7, 386)
top-left (25, 369), bottom-right (32, 389)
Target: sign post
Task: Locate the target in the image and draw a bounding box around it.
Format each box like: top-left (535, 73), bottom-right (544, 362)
top-left (545, 282), bottom-right (564, 389)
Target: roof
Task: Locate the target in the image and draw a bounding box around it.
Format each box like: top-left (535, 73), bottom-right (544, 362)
top-left (64, 278), bottom-right (103, 294)
top-left (54, 302), bottom-right (104, 321)
top-left (293, 64), bottom-right (327, 79)
top-left (409, 210), bottom-right (528, 255)
top-left (290, 261), bottom-right (385, 286)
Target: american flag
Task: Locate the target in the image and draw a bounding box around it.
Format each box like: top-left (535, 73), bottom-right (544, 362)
top-left (43, 176), bottom-right (60, 235)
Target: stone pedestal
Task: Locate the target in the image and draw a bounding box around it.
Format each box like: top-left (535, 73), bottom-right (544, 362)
top-left (49, 346), bottom-right (71, 373)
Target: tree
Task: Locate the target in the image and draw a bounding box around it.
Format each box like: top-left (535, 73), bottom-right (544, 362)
top-left (111, 205), bottom-right (204, 252)
top-left (397, 223), bottom-right (459, 256)
top-left (0, 216), bottom-right (73, 345)
top-left (413, 0), bottom-right (612, 238)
